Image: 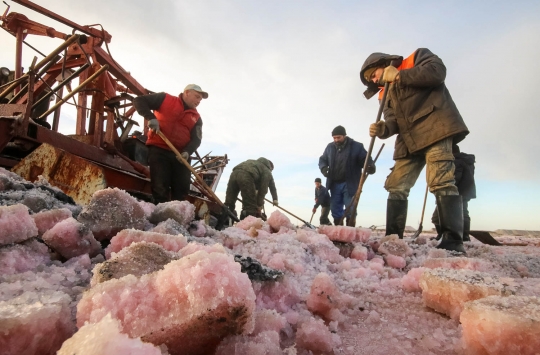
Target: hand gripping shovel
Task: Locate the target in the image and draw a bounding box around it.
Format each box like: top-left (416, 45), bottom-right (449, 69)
top-left (156, 131), bottom-right (239, 223)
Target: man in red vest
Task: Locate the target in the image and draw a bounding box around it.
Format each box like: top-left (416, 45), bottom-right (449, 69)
top-left (134, 84), bottom-right (208, 203)
top-left (359, 49), bottom-right (469, 253)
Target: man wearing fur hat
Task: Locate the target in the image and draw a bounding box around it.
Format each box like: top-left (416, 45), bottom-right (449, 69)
top-left (319, 126), bottom-right (375, 226)
top-left (359, 48), bottom-right (469, 253)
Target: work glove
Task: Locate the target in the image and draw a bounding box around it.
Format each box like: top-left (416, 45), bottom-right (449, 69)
top-left (320, 166), bottom-right (329, 177)
top-left (369, 120), bottom-right (386, 138)
top-left (312, 207), bottom-right (317, 213)
top-left (180, 151), bottom-right (190, 161)
top-left (272, 200), bottom-right (279, 206)
top-left (381, 65), bottom-right (399, 84)
top-left (366, 163), bottom-right (376, 175)
top-left (148, 118), bottom-right (160, 132)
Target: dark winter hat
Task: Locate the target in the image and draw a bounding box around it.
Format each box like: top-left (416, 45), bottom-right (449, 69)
top-left (332, 125), bottom-right (346, 136)
top-left (315, 178), bottom-right (322, 183)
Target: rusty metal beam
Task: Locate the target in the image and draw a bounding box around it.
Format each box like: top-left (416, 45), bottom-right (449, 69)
top-left (94, 47), bottom-right (147, 96)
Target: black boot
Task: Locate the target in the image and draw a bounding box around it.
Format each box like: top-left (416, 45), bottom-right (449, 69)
top-left (434, 224), bottom-right (442, 240)
top-left (463, 219), bottom-right (471, 242)
top-left (436, 195), bottom-right (466, 254)
top-left (334, 218), bottom-right (344, 226)
top-left (346, 217), bottom-right (356, 227)
top-left (386, 199), bottom-right (408, 239)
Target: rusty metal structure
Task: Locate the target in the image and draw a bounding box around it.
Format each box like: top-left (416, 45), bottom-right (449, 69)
top-left (0, 0), bottom-right (229, 225)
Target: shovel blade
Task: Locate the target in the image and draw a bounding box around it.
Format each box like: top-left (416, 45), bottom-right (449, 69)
top-left (469, 230), bottom-right (502, 246)
top-left (411, 224), bottom-right (423, 239)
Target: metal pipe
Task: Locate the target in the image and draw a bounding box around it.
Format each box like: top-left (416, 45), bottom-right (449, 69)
top-left (31, 63), bottom-right (89, 109)
top-left (14, 27), bottom-right (23, 93)
top-left (8, 54), bottom-right (62, 103)
top-left (38, 64), bottom-right (108, 119)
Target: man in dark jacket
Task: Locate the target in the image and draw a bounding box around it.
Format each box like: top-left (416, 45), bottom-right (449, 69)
top-left (224, 157), bottom-right (278, 220)
top-left (134, 84), bottom-right (207, 203)
top-left (432, 145), bottom-right (476, 241)
top-left (360, 48), bottom-right (469, 253)
top-left (312, 177), bottom-right (331, 225)
top-left (319, 126), bottom-right (375, 226)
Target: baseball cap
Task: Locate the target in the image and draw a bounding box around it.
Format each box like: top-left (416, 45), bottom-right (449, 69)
top-left (184, 84), bottom-right (208, 99)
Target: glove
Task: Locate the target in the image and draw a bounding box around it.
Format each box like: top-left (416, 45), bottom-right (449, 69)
top-left (148, 118), bottom-right (160, 132)
top-left (272, 200), bottom-right (278, 206)
top-left (369, 120), bottom-right (386, 138)
top-left (366, 163), bottom-right (376, 175)
top-left (320, 166), bottom-right (329, 177)
top-left (381, 65), bottom-right (399, 84)
top-left (312, 207), bottom-right (317, 213)
top-left (180, 152), bottom-right (190, 161)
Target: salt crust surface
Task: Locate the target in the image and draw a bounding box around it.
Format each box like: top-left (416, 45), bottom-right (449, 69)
top-left (105, 228), bottom-right (188, 258)
top-left (318, 225), bottom-right (371, 243)
top-left (58, 313), bottom-right (165, 355)
top-left (0, 203), bottom-right (38, 245)
top-left (42, 217), bottom-right (101, 259)
top-left (461, 295), bottom-right (540, 355)
top-left (0, 238), bottom-right (51, 275)
top-left (149, 200), bottom-right (196, 226)
top-left (32, 208), bottom-right (72, 236)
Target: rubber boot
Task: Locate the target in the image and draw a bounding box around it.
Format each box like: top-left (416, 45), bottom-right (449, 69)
top-left (434, 224), bottom-right (442, 240)
top-left (385, 199), bottom-right (408, 239)
top-left (346, 217), bottom-right (356, 227)
top-left (334, 218), bottom-right (344, 226)
top-left (463, 219), bottom-right (471, 242)
top-left (435, 195), bottom-right (466, 254)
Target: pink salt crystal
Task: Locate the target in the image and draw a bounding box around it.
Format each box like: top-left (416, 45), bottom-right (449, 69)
top-left (267, 210), bottom-right (294, 232)
top-left (42, 217), bottom-right (101, 259)
top-left (215, 330), bottom-right (282, 355)
top-left (296, 318), bottom-right (337, 353)
top-left (91, 241), bottom-right (177, 285)
top-left (149, 200), bottom-right (195, 226)
top-left (428, 248), bottom-right (447, 258)
top-left (32, 208), bottom-right (72, 236)
top-left (77, 188), bottom-right (147, 240)
top-left (105, 229), bottom-right (188, 258)
top-left (378, 238), bottom-right (413, 257)
top-left (58, 313), bottom-right (165, 355)
top-left (235, 215), bottom-right (264, 231)
top-left (0, 291), bottom-right (75, 355)
top-left (0, 238), bottom-right (51, 275)
top-left (368, 239), bottom-right (380, 252)
top-left (179, 241), bottom-right (227, 257)
top-left (252, 309), bottom-right (287, 335)
top-left (460, 295), bottom-right (540, 355)
top-left (307, 273), bottom-right (344, 322)
top-left (401, 267), bottom-right (426, 292)
top-left (369, 261), bottom-right (384, 273)
top-left (0, 203), bottom-right (38, 246)
top-left (419, 268), bottom-right (515, 320)
top-left (189, 220), bottom-right (207, 237)
top-left (351, 245), bottom-right (368, 261)
top-left (318, 225), bottom-right (359, 242)
top-left (138, 200), bottom-right (156, 218)
top-left (267, 252), bottom-right (286, 270)
top-left (352, 267), bottom-right (371, 278)
top-left (77, 251), bottom-right (256, 355)
top-left (385, 254), bottom-right (406, 269)
top-left (423, 257), bottom-right (487, 271)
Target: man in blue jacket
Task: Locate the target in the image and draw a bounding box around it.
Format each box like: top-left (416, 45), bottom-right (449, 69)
top-left (312, 178), bottom-right (331, 225)
top-left (319, 126), bottom-right (375, 226)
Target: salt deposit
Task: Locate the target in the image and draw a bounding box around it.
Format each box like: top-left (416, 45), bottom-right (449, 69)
top-left (32, 208), bottom-right (72, 236)
top-left (105, 229), bottom-right (188, 258)
top-left (460, 295), bottom-right (540, 355)
top-left (149, 200), bottom-right (196, 226)
top-left (42, 217), bottom-right (101, 259)
top-left (0, 238), bottom-right (51, 275)
top-left (318, 225), bottom-right (371, 243)
top-left (0, 203), bottom-right (38, 245)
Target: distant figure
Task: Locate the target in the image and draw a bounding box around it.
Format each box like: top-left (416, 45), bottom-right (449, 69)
top-left (318, 125), bottom-right (375, 226)
top-left (432, 145), bottom-right (476, 241)
top-left (224, 157), bottom-right (278, 220)
top-left (312, 177), bottom-right (331, 225)
top-left (134, 84), bottom-right (207, 203)
top-left (360, 48), bottom-right (469, 253)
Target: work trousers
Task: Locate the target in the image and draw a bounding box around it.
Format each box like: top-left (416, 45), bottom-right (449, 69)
top-left (385, 138), bottom-right (458, 200)
top-left (147, 145), bottom-right (191, 204)
top-left (329, 182), bottom-right (356, 220)
top-left (319, 205), bottom-right (331, 225)
top-left (224, 170), bottom-right (258, 215)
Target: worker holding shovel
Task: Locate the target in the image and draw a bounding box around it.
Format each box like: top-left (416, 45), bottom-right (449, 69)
top-left (360, 48), bottom-right (469, 254)
top-left (313, 178), bottom-right (331, 226)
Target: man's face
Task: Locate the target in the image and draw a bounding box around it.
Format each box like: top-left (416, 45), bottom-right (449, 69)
top-left (183, 89), bottom-right (204, 109)
top-left (333, 135), bottom-right (345, 144)
top-left (369, 67), bottom-right (385, 84)
top-left (315, 182), bottom-right (321, 188)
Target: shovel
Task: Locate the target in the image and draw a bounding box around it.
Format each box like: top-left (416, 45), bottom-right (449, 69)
top-left (412, 185), bottom-right (429, 238)
top-left (264, 198), bottom-right (316, 229)
top-left (309, 212), bottom-right (315, 224)
top-left (468, 230), bottom-right (502, 246)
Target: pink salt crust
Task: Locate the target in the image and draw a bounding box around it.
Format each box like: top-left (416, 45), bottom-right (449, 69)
top-left (460, 295), bottom-right (540, 355)
top-left (32, 208), bottom-right (72, 236)
top-left (419, 268), bottom-right (515, 320)
top-left (76, 188), bottom-right (147, 241)
top-left (179, 241), bottom-right (227, 257)
top-left (189, 220), bottom-right (207, 237)
top-left (296, 318), bottom-right (340, 353)
top-left (385, 254), bottom-right (406, 269)
top-left (307, 273), bottom-right (350, 322)
top-left (42, 217), bottom-right (101, 259)
top-left (58, 313), bottom-right (165, 355)
top-left (350, 245), bottom-right (368, 261)
top-left (0, 238), bottom-right (51, 275)
top-left (318, 225), bottom-right (371, 243)
top-left (267, 210), bottom-right (294, 232)
top-left (149, 200), bottom-right (195, 226)
top-left (77, 251), bottom-right (256, 355)
top-left (0, 203), bottom-right (38, 246)
top-left (215, 330), bottom-right (282, 355)
top-left (0, 291), bottom-right (76, 355)
top-left (235, 215), bottom-right (265, 231)
top-left (105, 229), bottom-right (188, 258)
top-left (423, 257), bottom-right (488, 271)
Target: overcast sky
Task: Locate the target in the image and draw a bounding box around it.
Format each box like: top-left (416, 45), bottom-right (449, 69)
top-left (2, 0), bottom-right (539, 231)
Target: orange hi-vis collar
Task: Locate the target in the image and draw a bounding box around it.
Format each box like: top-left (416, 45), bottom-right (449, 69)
top-left (377, 51), bottom-right (416, 100)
